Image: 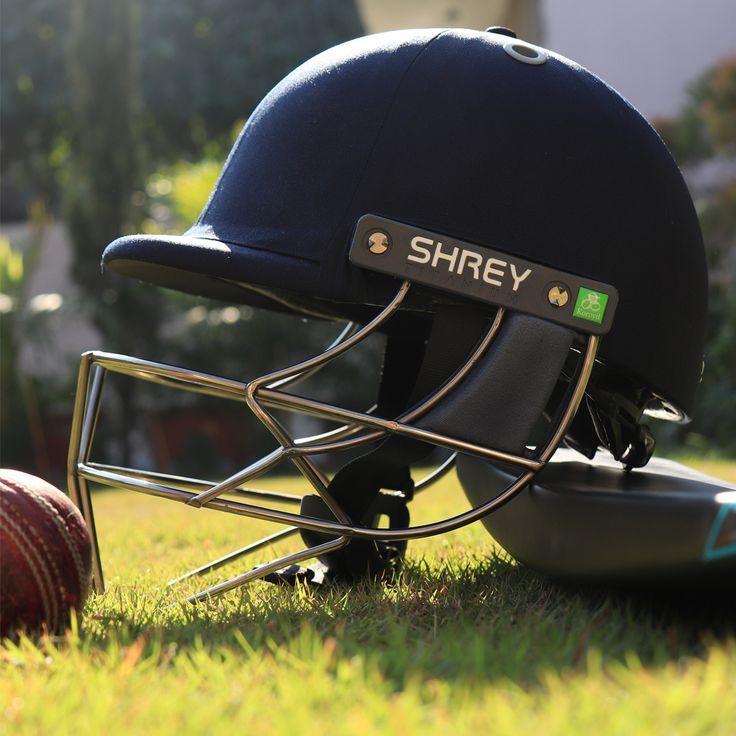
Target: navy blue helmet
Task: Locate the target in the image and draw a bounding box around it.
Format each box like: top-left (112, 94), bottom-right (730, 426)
top-left (69, 29), bottom-right (708, 599)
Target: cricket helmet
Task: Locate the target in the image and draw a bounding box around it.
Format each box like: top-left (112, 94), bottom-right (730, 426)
top-left (69, 28), bottom-right (707, 600)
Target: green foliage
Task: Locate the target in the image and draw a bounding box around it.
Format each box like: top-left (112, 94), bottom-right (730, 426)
top-left (657, 58), bottom-right (736, 456)
top-left (59, 0), bottom-right (154, 465)
top-left (137, 0), bottom-right (364, 161)
top-left (0, 240), bottom-right (26, 452)
top-left (64, 0), bottom-right (144, 301)
top-left (0, 237), bottom-right (24, 289)
top-left (0, 207), bottom-right (50, 469)
top-left (2, 467), bottom-right (736, 734)
top-left (146, 159), bottom-right (224, 230)
top-left (698, 58), bottom-right (736, 156)
top-left (1, 0), bottom-right (364, 472)
top-left (0, 0), bottom-right (69, 217)
top-left (657, 57), bottom-right (736, 164)
top-left (0, 0), bottom-right (364, 219)
top-left (62, 0), bottom-right (167, 355)
top-left (691, 182), bottom-right (736, 453)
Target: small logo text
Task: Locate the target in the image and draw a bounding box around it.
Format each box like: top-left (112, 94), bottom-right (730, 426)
top-left (573, 287), bottom-right (609, 324)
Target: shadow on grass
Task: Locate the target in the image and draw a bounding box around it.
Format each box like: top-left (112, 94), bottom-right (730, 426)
top-left (80, 550), bottom-right (736, 688)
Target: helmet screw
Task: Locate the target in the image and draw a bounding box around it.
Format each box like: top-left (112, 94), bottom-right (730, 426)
top-left (547, 284), bottom-right (570, 307)
top-left (367, 231), bottom-right (391, 255)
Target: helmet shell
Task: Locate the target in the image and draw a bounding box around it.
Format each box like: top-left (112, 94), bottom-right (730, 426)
top-left (105, 29), bottom-right (707, 418)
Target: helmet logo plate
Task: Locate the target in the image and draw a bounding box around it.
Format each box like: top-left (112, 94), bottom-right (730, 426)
top-left (350, 214), bottom-right (618, 335)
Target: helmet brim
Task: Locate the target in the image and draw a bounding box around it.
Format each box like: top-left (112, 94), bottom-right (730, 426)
top-left (102, 231), bottom-right (328, 316)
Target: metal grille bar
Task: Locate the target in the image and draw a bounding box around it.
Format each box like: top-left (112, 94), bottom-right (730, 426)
top-left (67, 279), bottom-right (599, 601)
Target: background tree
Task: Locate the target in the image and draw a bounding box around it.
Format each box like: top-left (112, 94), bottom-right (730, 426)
top-left (656, 57), bottom-right (736, 455)
top-left (0, 0), bottom-right (69, 219)
top-left (0, 205), bottom-right (53, 471)
top-left (137, 0), bottom-right (365, 161)
top-left (5, 4), bottom-right (732, 466)
top-left (1, 0), bottom-right (365, 217)
top-left (1, 1), bottom-right (364, 472)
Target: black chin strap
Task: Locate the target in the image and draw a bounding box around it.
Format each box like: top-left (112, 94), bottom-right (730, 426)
top-left (295, 302), bottom-right (492, 582)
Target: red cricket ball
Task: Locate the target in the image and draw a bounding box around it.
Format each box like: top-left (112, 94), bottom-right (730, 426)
top-left (0, 469), bottom-right (92, 638)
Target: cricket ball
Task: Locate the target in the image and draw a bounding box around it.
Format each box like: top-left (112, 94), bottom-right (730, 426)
top-left (0, 469), bottom-right (92, 638)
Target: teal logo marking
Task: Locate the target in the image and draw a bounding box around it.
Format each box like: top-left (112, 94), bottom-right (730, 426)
top-left (703, 504), bottom-right (736, 561)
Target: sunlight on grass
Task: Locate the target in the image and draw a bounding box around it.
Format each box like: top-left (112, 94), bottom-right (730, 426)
top-left (675, 457), bottom-right (736, 484)
top-left (2, 460), bottom-right (735, 734)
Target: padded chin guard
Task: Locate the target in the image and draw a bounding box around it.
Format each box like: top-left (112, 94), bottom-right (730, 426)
top-left (458, 450), bottom-right (736, 587)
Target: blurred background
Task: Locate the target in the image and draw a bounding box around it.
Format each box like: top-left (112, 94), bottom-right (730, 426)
top-left (1, 0), bottom-right (735, 483)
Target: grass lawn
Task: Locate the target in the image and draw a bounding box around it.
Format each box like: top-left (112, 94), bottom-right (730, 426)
top-left (2, 458), bottom-right (735, 735)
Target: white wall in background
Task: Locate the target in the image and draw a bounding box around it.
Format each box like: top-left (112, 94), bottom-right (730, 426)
top-left (544, 0), bottom-right (736, 119)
